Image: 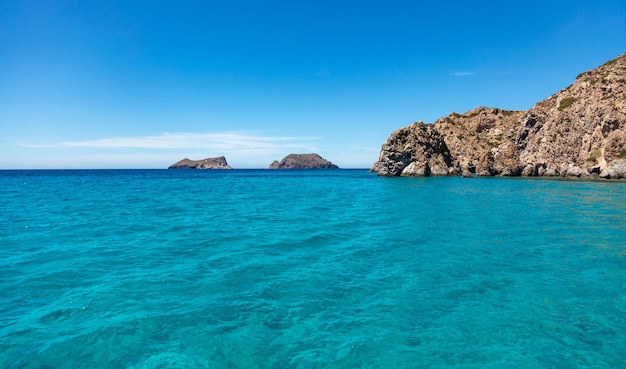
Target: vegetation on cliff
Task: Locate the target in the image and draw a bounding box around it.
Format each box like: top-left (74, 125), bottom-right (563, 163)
top-left (372, 53), bottom-right (626, 179)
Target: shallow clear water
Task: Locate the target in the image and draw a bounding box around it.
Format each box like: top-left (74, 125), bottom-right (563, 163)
top-left (1, 169), bottom-right (625, 368)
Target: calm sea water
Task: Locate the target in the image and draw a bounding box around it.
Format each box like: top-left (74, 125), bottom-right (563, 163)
top-left (1, 169), bottom-right (625, 368)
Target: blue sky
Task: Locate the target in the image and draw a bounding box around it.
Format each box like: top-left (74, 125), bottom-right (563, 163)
top-left (1, 1), bottom-right (625, 169)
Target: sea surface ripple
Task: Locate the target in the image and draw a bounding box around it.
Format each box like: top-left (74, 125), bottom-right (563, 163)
top-left (1, 169), bottom-right (625, 368)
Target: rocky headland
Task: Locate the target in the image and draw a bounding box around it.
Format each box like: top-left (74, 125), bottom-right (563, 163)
top-left (371, 53), bottom-right (626, 178)
top-left (168, 156), bottom-right (232, 169)
top-left (269, 153), bottom-right (339, 169)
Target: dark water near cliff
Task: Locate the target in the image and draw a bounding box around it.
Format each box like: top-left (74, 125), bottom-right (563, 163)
top-left (1, 169), bottom-right (625, 368)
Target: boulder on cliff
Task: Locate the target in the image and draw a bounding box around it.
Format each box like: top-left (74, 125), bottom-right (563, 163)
top-left (268, 153), bottom-right (339, 169)
top-left (371, 52), bottom-right (626, 178)
top-left (168, 156), bottom-right (232, 169)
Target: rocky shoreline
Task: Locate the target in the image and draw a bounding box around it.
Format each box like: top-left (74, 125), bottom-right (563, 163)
top-left (371, 53), bottom-right (626, 179)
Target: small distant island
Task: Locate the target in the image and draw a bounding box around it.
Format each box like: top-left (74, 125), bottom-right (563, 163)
top-left (269, 153), bottom-right (339, 169)
top-left (167, 154), bottom-right (339, 170)
top-left (168, 156), bottom-right (232, 169)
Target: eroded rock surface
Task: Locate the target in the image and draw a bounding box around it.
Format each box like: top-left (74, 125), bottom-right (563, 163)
top-left (168, 156), bottom-right (232, 169)
top-left (269, 153), bottom-right (339, 169)
top-left (372, 53), bottom-right (626, 178)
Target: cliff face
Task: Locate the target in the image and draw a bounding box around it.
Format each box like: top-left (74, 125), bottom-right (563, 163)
top-left (268, 153), bottom-right (339, 169)
top-left (516, 56), bottom-right (626, 178)
top-left (372, 53), bottom-right (626, 178)
top-left (168, 156), bottom-right (232, 169)
top-left (370, 123), bottom-right (457, 176)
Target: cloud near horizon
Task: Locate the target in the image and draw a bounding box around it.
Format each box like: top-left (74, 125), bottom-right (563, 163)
top-left (19, 132), bottom-right (322, 155)
top-left (12, 131), bottom-right (379, 169)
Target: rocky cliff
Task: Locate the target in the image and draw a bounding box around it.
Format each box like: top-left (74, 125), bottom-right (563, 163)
top-left (168, 156), bottom-right (232, 169)
top-left (371, 53), bottom-right (626, 178)
top-left (268, 153), bottom-right (339, 169)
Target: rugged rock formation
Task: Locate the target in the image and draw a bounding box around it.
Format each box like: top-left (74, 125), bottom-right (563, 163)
top-left (168, 156), bottom-right (232, 169)
top-left (435, 108), bottom-right (526, 177)
top-left (370, 123), bottom-right (458, 176)
top-left (372, 53), bottom-right (626, 178)
top-left (268, 153), bottom-right (339, 169)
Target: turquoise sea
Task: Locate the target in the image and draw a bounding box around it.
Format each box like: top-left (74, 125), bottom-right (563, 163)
top-left (1, 169), bottom-right (625, 368)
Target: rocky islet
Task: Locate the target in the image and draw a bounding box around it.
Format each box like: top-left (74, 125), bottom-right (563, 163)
top-left (168, 153), bottom-right (339, 170)
top-left (268, 153), bottom-right (339, 169)
top-left (168, 156), bottom-right (232, 169)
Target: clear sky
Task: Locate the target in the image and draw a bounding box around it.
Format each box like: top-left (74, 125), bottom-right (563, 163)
top-left (1, 0), bottom-right (625, 169)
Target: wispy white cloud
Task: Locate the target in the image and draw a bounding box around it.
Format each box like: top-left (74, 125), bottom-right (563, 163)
top-left (17, 142), bottom-right (58, 148)
top-left (450, 71), bottom-right (475, 77)
top-left (19, 132), bottom-right (321, 154)
top-left (13, 132), bottom-right (386, 168)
